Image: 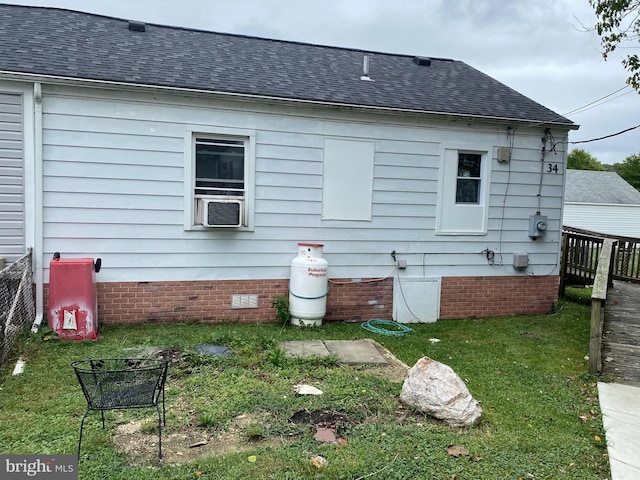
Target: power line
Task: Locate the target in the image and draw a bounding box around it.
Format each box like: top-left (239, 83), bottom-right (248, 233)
top-left (563, 88), bottom-right (634, 117)
top-left (569, 123), bottom-right (640, 144)
top-left (562, 85), bottom-right (631, 117)
top-left (522, 84), bottom-right (634, 129)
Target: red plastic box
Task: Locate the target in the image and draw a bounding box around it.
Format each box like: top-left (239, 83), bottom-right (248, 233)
top-left (48, 257), bottom-right (99, 340)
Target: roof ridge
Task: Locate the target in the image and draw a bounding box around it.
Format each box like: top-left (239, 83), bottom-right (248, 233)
top-left (0, 3), bottom-right (454, 61)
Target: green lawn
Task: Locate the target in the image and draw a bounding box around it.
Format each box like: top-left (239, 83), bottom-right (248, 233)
top-left (0, 291), bottom-right (610, 479)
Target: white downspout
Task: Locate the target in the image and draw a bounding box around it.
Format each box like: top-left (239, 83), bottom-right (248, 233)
top-left (30, 82), bottom-right (44, 332)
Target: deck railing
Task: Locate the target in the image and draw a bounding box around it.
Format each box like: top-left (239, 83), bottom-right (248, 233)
top-left (560, 227), bottom-right (640, 296)
top-left (613, 236), bottom-right (640, 281)
top-left (560, 227), bottom-right (640, 374)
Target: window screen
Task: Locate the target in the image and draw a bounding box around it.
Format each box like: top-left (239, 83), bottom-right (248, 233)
top-left (195, 138), bottom-right (245, 196)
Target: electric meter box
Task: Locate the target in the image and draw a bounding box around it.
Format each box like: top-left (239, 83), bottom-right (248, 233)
top-left (529, 214), bottom-right (548, 240)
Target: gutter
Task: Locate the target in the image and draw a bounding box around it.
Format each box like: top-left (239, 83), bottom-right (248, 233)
top-left (0, 70), bottom-right (579, 130)
top-left (30, 82), bottom-right (44, 333)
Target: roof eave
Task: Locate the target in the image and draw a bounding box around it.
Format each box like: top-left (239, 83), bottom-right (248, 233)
top-left (0, 70), bottom-right (579, 130)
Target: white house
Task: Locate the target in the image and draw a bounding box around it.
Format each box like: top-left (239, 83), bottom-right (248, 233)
top-left (563, 169), bottom-right (640, 238)
top-left (0, 5), bottom-right (578, 326)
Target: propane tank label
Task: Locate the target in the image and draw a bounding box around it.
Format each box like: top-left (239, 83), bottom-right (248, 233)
top-left (307, 267), bottom-right (327, 278)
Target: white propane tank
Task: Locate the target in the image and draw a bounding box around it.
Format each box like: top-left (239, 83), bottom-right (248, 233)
top-left (289, 243), bottom-right (328, 326)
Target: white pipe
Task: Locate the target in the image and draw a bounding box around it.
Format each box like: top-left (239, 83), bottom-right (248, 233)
top-left (30, 82), bottom-right (44, 332)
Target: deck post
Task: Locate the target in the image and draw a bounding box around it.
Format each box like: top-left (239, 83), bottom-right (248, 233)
top-left (589, 299), bottom-right (604, 374)
top-left (559, 232), bottom-right (569, 297)
top-left (589, 239), bottom-right (615, 374)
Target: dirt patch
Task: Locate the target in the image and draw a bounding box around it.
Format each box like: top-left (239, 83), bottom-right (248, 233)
top-left (113, 408), bottom-right (364, 465)
top-left (112, 412), bottom-right (281, 466)
top-left (111, 340), bottom-right (410, 466)
top-left (289, 408), bottom-right (354, 430)
top-left (358, 339), bottom-right (410, 383)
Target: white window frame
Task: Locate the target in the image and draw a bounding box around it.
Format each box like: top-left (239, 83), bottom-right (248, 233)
top-left (184, 126), bottom-right (256, 231)
top-left (436, 145), bottom-right (492, 235)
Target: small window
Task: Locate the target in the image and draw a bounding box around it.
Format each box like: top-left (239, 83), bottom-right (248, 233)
top-left (195, 138), bottom-right (245, 197)
top-left (436, 147), bottom-right (490, 235)
top-left (456, 153), bottom-right (481, 204)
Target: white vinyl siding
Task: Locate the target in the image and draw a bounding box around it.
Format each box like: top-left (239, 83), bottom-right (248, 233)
top-left (564, 203), bottom-right (640, 238)
top-left (38, 85), bottom-right (566, 282)
top-left (0, 92), bottom-right (23, 263)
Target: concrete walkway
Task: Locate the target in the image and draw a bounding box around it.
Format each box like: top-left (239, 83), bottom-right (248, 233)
top-left (598, 382), bottom-right (640, 479)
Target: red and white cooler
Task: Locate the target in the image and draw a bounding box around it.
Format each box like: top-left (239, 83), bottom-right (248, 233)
top-left (48, 255), bottom-right (101, 340)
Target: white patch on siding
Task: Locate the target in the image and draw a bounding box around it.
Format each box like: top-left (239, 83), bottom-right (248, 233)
top-left (322, 138), bottom-right (374, 221)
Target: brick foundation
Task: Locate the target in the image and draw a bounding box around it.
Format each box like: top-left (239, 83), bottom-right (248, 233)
top-left (439, 275), bottom-right (559, 319)
top-left (43, 274), bottom-right (558, 325)
top-left (44, 277), bottom-right (394, 325)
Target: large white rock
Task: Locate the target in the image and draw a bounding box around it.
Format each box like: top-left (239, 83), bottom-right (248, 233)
top-left (400, 356), bottom-right (482, 427)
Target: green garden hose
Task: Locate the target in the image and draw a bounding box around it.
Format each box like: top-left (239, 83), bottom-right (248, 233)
top-left (361, 319), bottom-right (413, 336)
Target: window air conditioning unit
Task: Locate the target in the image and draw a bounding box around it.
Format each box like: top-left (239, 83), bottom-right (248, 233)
top-left (199, 198), bottom-right (243, 227)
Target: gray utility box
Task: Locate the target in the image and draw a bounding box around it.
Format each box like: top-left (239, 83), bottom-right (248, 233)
top-left (529, 214), bottom-right (547, 240)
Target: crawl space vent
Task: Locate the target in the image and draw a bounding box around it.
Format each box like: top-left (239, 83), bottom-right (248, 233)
top-left (231, 294), bottom-right (259, 309)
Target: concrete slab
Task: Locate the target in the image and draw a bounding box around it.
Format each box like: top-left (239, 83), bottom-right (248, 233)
top-left (323, 340), bottom-right (387, 365)
top-left (279, 340), bottom-right (388, 365)
top-left (598, 382), bottom-right (640, 480)
top-left (280, 340), bottom-right (331, 359)
top-left (609, 459), bottom-right (640, 480)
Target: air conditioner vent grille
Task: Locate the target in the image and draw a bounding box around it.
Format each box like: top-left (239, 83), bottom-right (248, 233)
top-left (199, 198), bottom-right (243, 227)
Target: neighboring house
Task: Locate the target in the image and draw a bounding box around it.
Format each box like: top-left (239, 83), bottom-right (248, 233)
top-left (0, 4), bottom-right (578, 326)
top-left (563, 170), bottom-right (640, 238)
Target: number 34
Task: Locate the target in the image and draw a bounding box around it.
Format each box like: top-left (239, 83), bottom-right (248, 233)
top-left (547, 163), bottom-right (559, 173)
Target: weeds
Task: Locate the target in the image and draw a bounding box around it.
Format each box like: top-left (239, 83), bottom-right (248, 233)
top-left (271, 295), bottom-right (290, 325)
top-left (0, 293), bottom-right (610, 479)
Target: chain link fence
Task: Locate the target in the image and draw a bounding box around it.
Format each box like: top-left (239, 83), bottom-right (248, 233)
top-left (0, 252), bottom-right (35, 366)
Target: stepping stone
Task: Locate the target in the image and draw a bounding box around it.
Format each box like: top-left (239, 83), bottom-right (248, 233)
top-left (193, 345), bottom-right (232, 357)
top-left (323, 340), bottom-right (387, 365)
top-left (280, 340), bottom-right (331, 358)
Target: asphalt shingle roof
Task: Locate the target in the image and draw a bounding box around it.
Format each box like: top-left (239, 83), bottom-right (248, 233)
top-left (0, 4), bottom-right (575, 126)
top-left (566, 170), bottom-right (640, 204)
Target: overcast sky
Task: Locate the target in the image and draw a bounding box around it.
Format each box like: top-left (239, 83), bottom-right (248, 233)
top-left (4, 0), bottom-right (639, 164)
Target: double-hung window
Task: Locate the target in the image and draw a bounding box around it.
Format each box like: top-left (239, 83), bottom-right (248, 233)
top-left (195, 138), bottom-right (245, 197)
top-left (185, 128), bottom-right (255, 230)
top-left (455, 153), bottom-right (482, 204)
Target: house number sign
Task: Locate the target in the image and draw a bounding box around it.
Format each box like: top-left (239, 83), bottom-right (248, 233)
top-left (546, 163), bottom-right (559, 173)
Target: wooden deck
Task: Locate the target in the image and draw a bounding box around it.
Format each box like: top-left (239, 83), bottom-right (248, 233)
top-left (601, 281), bottom-right (640, 387)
